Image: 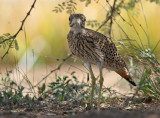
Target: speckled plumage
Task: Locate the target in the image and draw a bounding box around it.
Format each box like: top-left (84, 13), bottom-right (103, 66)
top-left (68, 28), bottom-right (125, 70)
top-left (67, 13), bottom-right (136, 110)
top-left (67, 14), bottom-right (136, 86)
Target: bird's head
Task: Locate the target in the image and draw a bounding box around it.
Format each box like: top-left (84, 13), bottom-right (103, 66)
top-left (69, 13), bottom-right (86, 29)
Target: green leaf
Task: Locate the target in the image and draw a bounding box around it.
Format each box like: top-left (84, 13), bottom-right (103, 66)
top-left (63, 76), bottom-right (68, 81)
top-left (14, 40), bottom-right (19, 50)
top-left (41, 83), bottom-right (46, 93)
top-left (65, 79), bottom-right (71, 85)
top-left (10, 81), bottom-right (17, 86)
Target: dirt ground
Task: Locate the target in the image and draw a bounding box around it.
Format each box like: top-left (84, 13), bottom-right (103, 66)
top-left (0, 110), bottom-right (160, 118)
top-left (0, 98), bottom-right (159, 118)
top-left (69, 110), bottom-right (160, 118)
top-left (0, 106), bottom-right (160, 118)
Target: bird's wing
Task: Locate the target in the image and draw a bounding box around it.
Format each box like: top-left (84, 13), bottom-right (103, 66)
top-left (84, 28), bottom-right (125, 69)
top-left (84, 29), bottom-right (136, 86)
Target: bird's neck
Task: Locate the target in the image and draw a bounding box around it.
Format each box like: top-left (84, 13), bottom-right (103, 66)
top-left (70, 26), bottom-right (85, 35)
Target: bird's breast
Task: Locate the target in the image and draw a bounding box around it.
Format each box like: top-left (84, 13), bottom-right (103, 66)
top-left (68, 34), bottom-right (101, 64)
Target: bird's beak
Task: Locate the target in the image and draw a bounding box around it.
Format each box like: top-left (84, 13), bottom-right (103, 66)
top-left (70, 18), bottom-right (81, 27)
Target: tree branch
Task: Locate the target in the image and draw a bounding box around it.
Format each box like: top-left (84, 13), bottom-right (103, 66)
top-left (1, 0), bottom-right (37, 60)
top-left (107, 0), bottom-right (117, 36)
top-left (96, 0), bottom-right (117, 32)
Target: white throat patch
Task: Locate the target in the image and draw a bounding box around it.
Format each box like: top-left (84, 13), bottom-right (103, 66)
top-left (71, 27), bottom-right (85, 35)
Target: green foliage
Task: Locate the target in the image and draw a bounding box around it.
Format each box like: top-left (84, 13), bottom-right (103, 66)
top-left (53, 0), bottom-right (77, 14)
top-left (115, 0), bottom-right (160, 11)
top-left (0, 71), bottom-right (117, 109)
top-left (79, 0), bottom-right (99, 7)
top-left (119, 33), bottom-right (160, 101)
top-left (53, 0), bottom-right (99, 14)
top-left (147, 0), bottom-right (160, 4)
top-left (117, 23), bottom-right (160, 100)
top-left (0, 71), bottom-right (23, 105)
top-left (0, 71), bottom-right (33, 106)
top-left (38, 83), bottom-right (46, 97)
top-left (0, 33), bottom-right (19, 50)
top-left (46, 75), bottom-right (89, 102)
top-left (133, 48), bottom-right (160, 100)
top-left (86, 20), bottom-right (100, 28)
top-left (138, 68), bottom-right (160, 100)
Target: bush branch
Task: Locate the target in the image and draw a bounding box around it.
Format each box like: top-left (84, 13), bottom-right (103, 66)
top-left (1, 0), bottom-right (37, 60)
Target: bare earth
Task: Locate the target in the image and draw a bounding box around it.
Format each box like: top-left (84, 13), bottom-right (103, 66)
top-left (0, 103), bottom-right (160, 118)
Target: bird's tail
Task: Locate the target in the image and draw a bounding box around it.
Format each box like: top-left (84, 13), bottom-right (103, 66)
top-left (115, 68), bottom-right (136, 86)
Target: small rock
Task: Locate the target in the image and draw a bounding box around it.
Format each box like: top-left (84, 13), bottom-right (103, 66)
top-left (46, 113), bottom-right (56, 116)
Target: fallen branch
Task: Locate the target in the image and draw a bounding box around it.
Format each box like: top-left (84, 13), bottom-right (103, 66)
top-left (34, 54), bottom-right (73, 87)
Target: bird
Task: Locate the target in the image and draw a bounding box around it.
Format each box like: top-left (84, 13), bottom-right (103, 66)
top-left (67, 13), bottom-right (136, 111)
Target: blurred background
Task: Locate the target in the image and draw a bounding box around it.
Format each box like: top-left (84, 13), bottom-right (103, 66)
top-left (0, 0), bottom-right (160, 92)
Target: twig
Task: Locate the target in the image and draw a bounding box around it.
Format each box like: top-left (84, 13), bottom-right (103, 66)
top-left (96, 0), bottom-right (117, 32)
top-left (131, 16), bottom-right (149, 42)
top-left (34, 54), bottom-right (73, 87)
top-left (127, 12), bottom-right (144, 50)
top-left (117, 12), bottom-right (132, 26)
top-left (1, 0), bottom-right (37, 60)
top-left (24, 27), bottom-right (28, 74)
top-left (140, 0), bottom-right (150, 48)
top-left (113, 19), bottom-right (139, 50)
top-left (96, 0), bottom-right (131, 33)
top-left (106, 0), bottom-right (117, 36)
top-left (151, 40), bottom-right (160, 53)
top-left (96, 15), bottom-right (112, 32)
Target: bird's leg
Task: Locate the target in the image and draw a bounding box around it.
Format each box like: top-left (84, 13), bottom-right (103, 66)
top-left (84, 63), bottom-right (96, 109)
top-left (98, 67), bottom-right (104, 111)
top-left (88, 66), bottom-right (96, 109)
top-left (90, 68), bottom-right (96, 109)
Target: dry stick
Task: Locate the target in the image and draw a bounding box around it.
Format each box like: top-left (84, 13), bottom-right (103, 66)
top-left (152, 40), bottom-right (160, 53)
top-left (34, 54), bottom-right (73, 87)
top-left (1, 0), bottom-right (37, 60)
top-left (113, 19), bottom-right (139, 51)
top-left (46, 56), bottom-right (88, 74)
top-left (96, 15), bottom-right (112, 32)
top-left (108, 13), bottom-right (113, 36)
top-left (12, 63), bottom-right (37, 97)
top-left (106, 0), bottom-right (117, 36)
top-left (131, 16), bottom-right (149, 41)
top-left (102, 3), bottom-right (142, 51)
top-left (96, 0), bottom-right (117, 32)
top-left (117, 12), bottom-right (132, 26)
top-left (127, 12), bottom-right (144, 50)
top-left (96, 3), bottom-right (114, 31)
top-left (100, 1), bottom-right (134, 52)
top-left (46, 56), bottom-right (87, 73)
top-left (23, 27), bottom-right (37, 96)
top-left (24, 27), bottom-right (28, 74)
top-left (32, 49), bottom-right (35, 85)
top-left (106, 0), bottom-right (132, 27)
top-left (97, 0), bottom-right (132, 36)
top-left (140, 0), bottom-right (150, 48)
